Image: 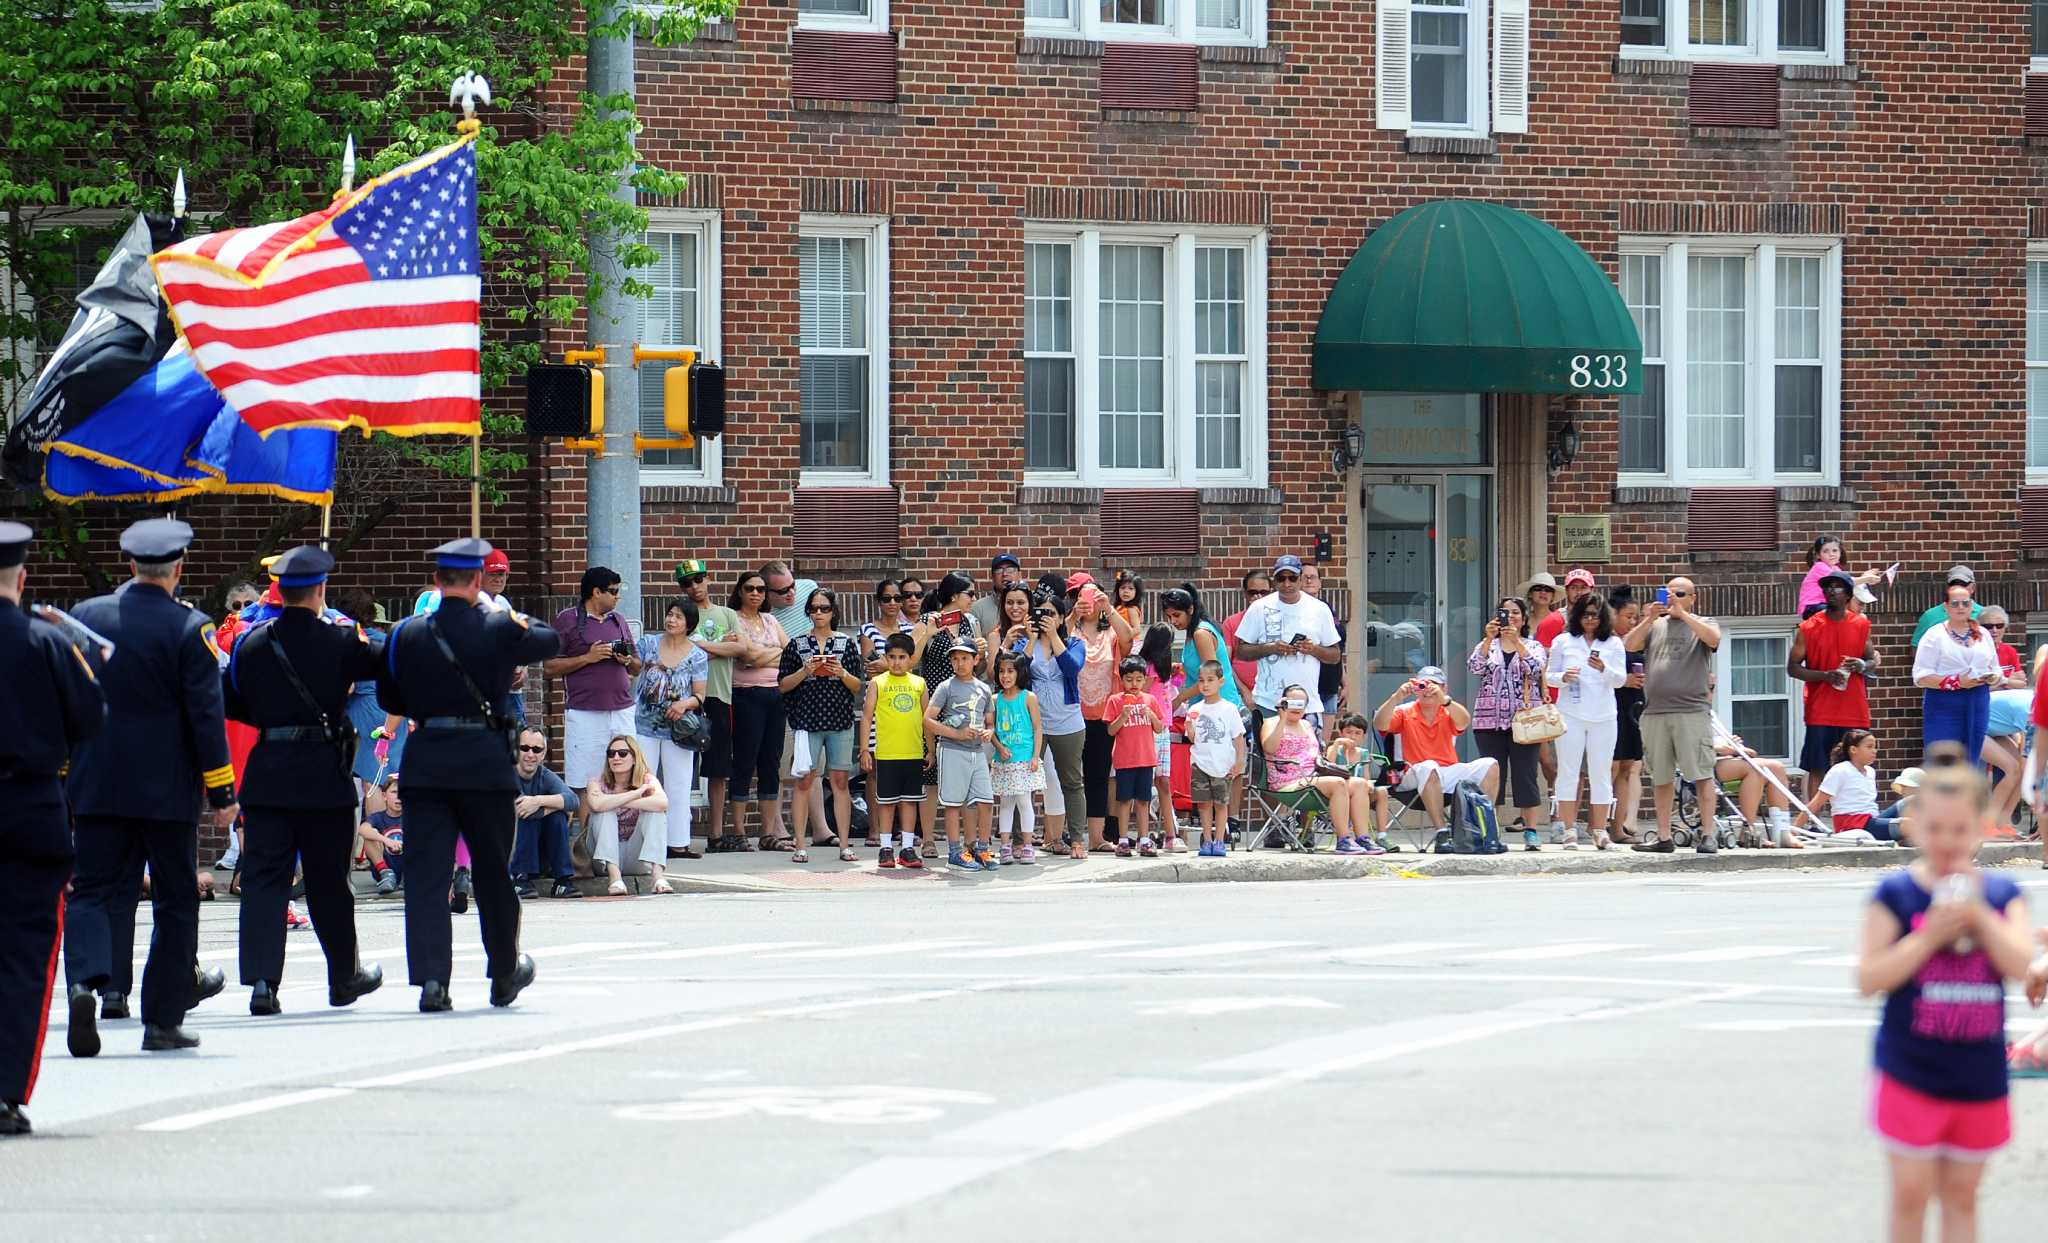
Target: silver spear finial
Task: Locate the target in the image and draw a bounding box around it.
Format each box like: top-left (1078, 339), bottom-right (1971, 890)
top-left (172, 168), bottom-right (186, 219)
top-left (340, 134), bottom-right (357, 193)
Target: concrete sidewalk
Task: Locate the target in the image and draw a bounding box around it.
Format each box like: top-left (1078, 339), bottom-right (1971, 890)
top-left (344, 837), bottom-right (2048, 898)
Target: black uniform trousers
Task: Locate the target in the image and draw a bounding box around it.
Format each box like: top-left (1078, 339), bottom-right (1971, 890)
top-left (0, 782), bottom-right (71, 1106)
top-left (401, 789), bottom-right (520, 987)
top-left (65, 816), bottom-right (197, 1029)
top-left (239, 805), bottom-right (359, 989)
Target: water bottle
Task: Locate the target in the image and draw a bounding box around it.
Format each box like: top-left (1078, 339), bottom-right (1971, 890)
top-left (1934, 873), bottom-right (1978, 953)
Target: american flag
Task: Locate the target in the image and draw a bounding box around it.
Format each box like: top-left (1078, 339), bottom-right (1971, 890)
top-left (152, 139), bottom-right (481, 438)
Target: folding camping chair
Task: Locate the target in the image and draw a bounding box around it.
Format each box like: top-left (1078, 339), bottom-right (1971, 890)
top-left (1240, 744), bottom-right (1328, 853)
top-left (1374, 732), bottom-right (1435, 852)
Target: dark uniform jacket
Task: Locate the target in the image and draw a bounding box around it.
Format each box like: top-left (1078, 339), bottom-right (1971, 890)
top-left (376, 596), bottom-right (559, 792)
top-left (0, 598), bottom-right (106, 858)
top-left (223, 608), bottom-right (386, 809)
top-left (67, 580), bottom-right (234, 823)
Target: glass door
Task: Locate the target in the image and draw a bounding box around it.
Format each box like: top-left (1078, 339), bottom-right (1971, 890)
top-left (1361, 473), bottom-right (1494, 759)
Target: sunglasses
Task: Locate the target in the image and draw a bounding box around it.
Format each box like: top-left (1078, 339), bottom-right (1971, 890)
top-left (517, 744), bottom-right (545, 754)
top-left (681, 574), bottom-right (707, 586)
top-left (877, 593), bottom-right (902, 603)
top-left (1670, 591), bottom-right (1693, 598)
top-left (1273, 573), bottom-right (1300, 583)
top-left (1948, 600), bottom-right (1973, 608)
top-left (1246, 588), bottom-right (1271, 598)
top-left (741, 583), bottom-right (766, 593)
top-left (1985, 622), bottom-right (2008, 630)
top-left (606, 748), bottom-right (633, 758)
top-left (807, 604), bottom-right (834, 615)
top-left (767, 582), bottom-right (796, 596)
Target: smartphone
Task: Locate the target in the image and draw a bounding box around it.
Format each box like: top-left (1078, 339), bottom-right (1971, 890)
top-left (938, 610), bottom-right (965, 628)
top-left (1654, 587), bottom-right (1670, 606)
top-left (1290, 632), bottom-right (1308, 646)
top-left (1495, 608), bottom-right (1510, 629)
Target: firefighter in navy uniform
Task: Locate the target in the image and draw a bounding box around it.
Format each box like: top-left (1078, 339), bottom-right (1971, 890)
top-left (222, 546), bottom-right (386, 1017)
top-left (0, 523), bottom-right (105, 1137)
top-left (63, 518), bottom-right (239, 1056)
top-left (377, 538), bottom-right (559, 1012)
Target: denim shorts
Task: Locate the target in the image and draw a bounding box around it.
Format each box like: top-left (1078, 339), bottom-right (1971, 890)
top-left (795, 727), bottom-right (857, 774)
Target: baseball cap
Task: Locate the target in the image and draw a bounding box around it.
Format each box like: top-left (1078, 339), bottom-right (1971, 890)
top-left (1564, 568), bottom-right (1595, 588)
top-left (1414, 665), bottom-right (1448, 687)
top-left (1891, 767), bottom-right (1926, 794)
top-left (1525, 572), bottom-right (1560, 593)
top-left (1947, 564), bottom-right (1976, 586)
top-left (1065, 571), bottom-right (1095, 592)
top-left (1817, 569), bottom-right (1854, 592)
top-left (1272, 554), bottom-right (1305, 576)
top-left (991, 552), bottom-right (1022, 571)
top-left (483, 549), bottom-right (511, 573)
top-left (673, 559), bottom-right (710, 584)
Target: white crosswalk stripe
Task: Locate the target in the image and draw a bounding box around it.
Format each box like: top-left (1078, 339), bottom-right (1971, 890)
top-left (1107, 941), bottom-right (1309, 960)
top-left (1795, 954), bottom-right (1861, 968)
top-left (1461, 942), bottom-right (1633, 962)
top-left (764, 940), bottom-right (986, 960)
top-left (941, 940), bottom-right (1144, 959)
top-left (1327, 941), bottom-right (1473, 961)
top-left (607, 942), bottom-right (817, 962)
top-left (1631, 945), bottom-right (1824, 964)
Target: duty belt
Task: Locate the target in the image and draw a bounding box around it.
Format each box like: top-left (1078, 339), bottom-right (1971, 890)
top-left (421, 715), bottom-right (495, 731)
top-left (260, 726), bottom-right (331, 742)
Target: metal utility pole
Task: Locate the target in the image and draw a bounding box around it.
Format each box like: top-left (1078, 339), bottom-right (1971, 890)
top-left (585, 2), bottom-right (643, 629)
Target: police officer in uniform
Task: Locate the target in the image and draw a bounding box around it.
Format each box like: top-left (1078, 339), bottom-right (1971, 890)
top-left (64, 518), bottom-right (238, 1055)
top-left (223, 546), bottom-right (386, 1016)
top-left (0, 524), bottom-right (105, 1136)
top-left (377, 538), bottom-right (559, 1012)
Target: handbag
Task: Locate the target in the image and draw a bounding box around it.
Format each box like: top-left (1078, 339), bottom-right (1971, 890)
top-left (667, 707), bottom-right (709, 750)
top-left (1509, 654), bottom-right (1566, 745)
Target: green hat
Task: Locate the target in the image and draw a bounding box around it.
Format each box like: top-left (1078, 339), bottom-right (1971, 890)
top-left (673, 559), bottom-right (710, 584)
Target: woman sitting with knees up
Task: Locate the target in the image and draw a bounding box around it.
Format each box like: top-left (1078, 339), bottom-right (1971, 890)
top-left (1258, 685), bottom-right (1356, 842)
top-left (584, 735), bottom-right (673, 896)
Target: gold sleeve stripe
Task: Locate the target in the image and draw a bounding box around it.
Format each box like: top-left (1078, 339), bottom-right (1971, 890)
top-left (202, 764), bottom-right (236, 788)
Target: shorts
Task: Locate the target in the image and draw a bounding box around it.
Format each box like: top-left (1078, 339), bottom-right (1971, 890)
top-left (1320, 691), bottom-right (1341, 718)
top-left (564, 706), bottom-right (637, 788)
top-left (1871, 1072), bottom-right (2010, 1159)
top-left (1190, 767), bottom-right (1234, 806)
top-left (1800, 723), bottom-right (1859, 777)
top-left (872, 757), bottom-right (925, 805)
top-left (1114, 766), bottom-right (1154, 803)
top-left (1832, 812), bottom-right (1873, 834)
top-left (1153, 729), bottom-right (1172, 774)
top-left (700, 698), bottom-right (734, 780)
top-left (1614, 697), bottom-right (1645, 762)
top-left (938, 747), bottom-right (994, 808)
top-left (792, 727), bottom-right (857, 775)
top-left (1641, 711), bottom-right (1716, 785)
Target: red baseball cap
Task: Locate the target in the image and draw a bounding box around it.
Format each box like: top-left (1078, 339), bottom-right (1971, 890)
top-left (1564, 568), bottom-right (1595, 588)
top-left (483, 549), bottom-right (511, 572)
top-left (1065, 571), bottom-right (1095, 592)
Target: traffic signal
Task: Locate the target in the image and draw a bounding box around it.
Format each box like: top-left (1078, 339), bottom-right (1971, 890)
top-left (524, 363), bottom-right (594, 437)
top-left (688, 360), bottom-right (725, 438)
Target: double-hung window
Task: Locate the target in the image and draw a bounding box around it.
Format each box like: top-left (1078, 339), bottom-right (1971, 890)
top-left (1024, 0), bottom-right (1264, 48)
top-left (797, 0), bottom-right (887, 33)
top-left (799, 217), bottom-right (890, 486)
top-left (1713, 624), bottom-right (1801, 765)
top-left (1619, 0), bottom-right (1841, 64)
top-left (1375, 0), bottom-right (1529, 137)
top-left (1616, 238), bottom-right (1840, 486)
top-left (2036, 1), bottom-right (2048, 67)
top-left (1022, 228), bottom-right (1266, 487)
top-left (2029, 249), bottom-right (2048, 483)
top-left (637, 212), bottom-right (721, 482)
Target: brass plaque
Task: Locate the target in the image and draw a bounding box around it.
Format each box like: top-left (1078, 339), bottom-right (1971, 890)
top-left (1556, 514), bottom-right (1611, 563)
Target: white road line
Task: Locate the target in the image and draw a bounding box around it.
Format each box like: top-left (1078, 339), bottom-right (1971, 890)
top-left (607, 942), bottom-right (815, 962)
top-left (137, 1088), bottom-right (355, 1134)
top-left (450, 941), bottom-right (664, 962)
top-left (763, 940), bottom-right (985, 960)
top-left (940, 939), bottom-right (1142, 959)
top-left (1461, 942), bottom-right (1632, 962)
top-left (1326, 941), bottom-right (1472, 961)
top-left (1797, 954), bottom-right (1861, 968)
top-left (1106, 940), bottom-right (1308, 960)
top-left (1630, 945), bottom-right (1824, 964)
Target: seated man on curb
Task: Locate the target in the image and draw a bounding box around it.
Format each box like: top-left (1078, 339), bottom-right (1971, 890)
top-left (1370, 666), bottom-right (1498, 832)
top-left (509, 726), bottom-right (581, 900)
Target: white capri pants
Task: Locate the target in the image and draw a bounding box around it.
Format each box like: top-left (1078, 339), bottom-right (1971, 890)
top-left (1395, 757), bottom-right (1497, 795)
top-left (589, 807), bottom-right (669, 874)
top-left (1554, 716), bottom-right (1618, 805)
top-left (1040, 734), bottom-right (1065, 819)
top-left (645, 736), bottom-right (698, 849)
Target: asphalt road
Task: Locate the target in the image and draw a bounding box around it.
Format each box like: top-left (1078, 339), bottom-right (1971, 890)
top-left (8, 869), bottom-right (2048, 1243)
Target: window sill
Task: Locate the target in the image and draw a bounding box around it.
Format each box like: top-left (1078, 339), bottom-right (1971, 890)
top-left (1691, 124), bottom-right (1782, 140)
top-left (1687, 549), bottom-right (1784, 565)
top-left (794, 97), bottom-right (903, 116)
top-left (795, 16), bottom-right (891, 35)
top-left (1614, 52), bottom-right (1845, 73)
top-left (1017, 35), bottom-right (1281, 63)
top-left (795, 555), bottom-right (904, 574)
top-left (1103, 107), bottom-right (1201, 123)
top-left (641, 482), bottom-right (736, 505)
top-left (1016, 483), bottom-right (1273, 505)
top-left (1403, 134), bottom-right (1498, 157)
top-left (1614, 483), bottom-right (1853, 505)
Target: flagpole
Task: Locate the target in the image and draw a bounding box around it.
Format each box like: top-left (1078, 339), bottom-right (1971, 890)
top-left (470, 433), bottom-right (481, 537)
top-left (319, 137), bottom-right (355, 555)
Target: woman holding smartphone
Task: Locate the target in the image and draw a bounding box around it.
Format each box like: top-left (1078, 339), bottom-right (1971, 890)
top-left (1466, 595), bottom-right (1550, 850)
top-left (778, 588), bottom-right (865, 863)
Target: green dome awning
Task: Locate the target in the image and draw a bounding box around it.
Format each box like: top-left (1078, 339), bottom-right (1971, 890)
top-left (1312, 200), bottom-right (1643, 395)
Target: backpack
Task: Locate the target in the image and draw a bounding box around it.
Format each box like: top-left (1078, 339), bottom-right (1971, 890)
top-left (1434, 779), bottom-right (1506, 854)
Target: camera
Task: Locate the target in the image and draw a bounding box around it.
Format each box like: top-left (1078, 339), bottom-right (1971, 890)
top-left (1033, 607), bottom-right (1056, 620)
top-left (609, 639), bottom-right (633, 657)
top-left (1495, 608), bottom-right (1510, 629)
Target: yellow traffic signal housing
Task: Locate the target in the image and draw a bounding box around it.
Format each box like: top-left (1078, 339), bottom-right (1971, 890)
top-left (633, 345), bottom-right (697, 451)
top-left (562, 348), bottom-right (606, 450)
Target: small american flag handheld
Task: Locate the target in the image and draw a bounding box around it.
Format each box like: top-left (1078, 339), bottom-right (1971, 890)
top-left (151, 138), bottom-right (482, 439)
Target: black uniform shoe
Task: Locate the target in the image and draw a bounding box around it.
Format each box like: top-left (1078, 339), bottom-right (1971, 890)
top-left (512, 880), bottom-right (538, 900)
top-left (249, 982), bottom-right (281, 1016)
top-left (1631, 837), bottom-right (1676, 854)
top-left (100, 992), bottom-right (129, 1021)
top-left (419, 981), bottom-right (453, 1013)
top-left (193, 965), bottom-right (226, 1004)
top-left (550, 882), bottom-right (583, 899)
top-left (66, 985), bottom-right (100, 1059)
top-left (488, 954), bottom-right (536, 1008)
top-left (330, 964), bottom-right (383, 1008)
top-left (0, 1103), bottom-right (29, 1136)
top-left (450, 867), bottom-right (473, 915)
top-left (141, 1024), bottom-right (200, 1051)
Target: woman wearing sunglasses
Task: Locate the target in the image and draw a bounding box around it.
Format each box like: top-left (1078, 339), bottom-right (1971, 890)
top-left (778, 588), bottom-right (864, 863)
top-left (727, 571), bottom-right (792, 849)
top-left (1914, 585), bottom-right (2001, 764)
top-left (584, 736), bottom-right (672, 895)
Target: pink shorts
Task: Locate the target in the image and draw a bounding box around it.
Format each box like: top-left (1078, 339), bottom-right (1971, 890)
top-left (1871, 1072), bottom-right (2010, 1160)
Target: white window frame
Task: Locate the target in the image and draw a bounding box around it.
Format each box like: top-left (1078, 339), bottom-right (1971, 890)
top-left (1407, 0), bottom-right (1491, 137)
top-left (1024, 0), bottom-right (1267, 48)
top-left (1021, 225), bottom-right (1267, 489)
top-left (2029, 244), bottom-right (2048, 485)
top-left (797, 0), bottom-right (889, 34)
top-left (2036, 0), bottom-right (2048, 71)
top-left (1618, 0), bottom-right (1844, 67)
top-left (1712, 619), bottom-right (1804, 768)
top-left (797, 214), bottom-right (890, 488)
top-left (636, 209), bottom-right (722, 487)
top-left (1616, 235), bottom-right (1841, 488)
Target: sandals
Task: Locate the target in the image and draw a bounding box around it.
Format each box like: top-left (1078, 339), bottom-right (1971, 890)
top-left (651, 878), bottom-right (675, 895)
top-left (839, 847), bottom-right (858, 862)
top-left (606, 879), bottom-right (628, 896)
top-left (1089, 841), bottom-right (1117, 854)
top-left (763, 837), bottom-right (797, 853)
top-left (2009, 1042), bottom-right (2048, 1078)
top-left (791, 850), bottom-right (809, 864)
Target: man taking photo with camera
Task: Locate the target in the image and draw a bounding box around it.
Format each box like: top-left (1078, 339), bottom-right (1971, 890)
top-left (547, 567), bottom-right (642, 833)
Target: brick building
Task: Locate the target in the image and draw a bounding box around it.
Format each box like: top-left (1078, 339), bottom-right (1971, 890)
top-left (12, 0), bottom-right (2048, 784)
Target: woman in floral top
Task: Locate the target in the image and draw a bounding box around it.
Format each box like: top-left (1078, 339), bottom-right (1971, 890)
top-left (1467, 595), bottom-right (1549, 850)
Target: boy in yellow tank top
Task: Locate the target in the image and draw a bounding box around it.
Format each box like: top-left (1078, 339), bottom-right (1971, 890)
top-left (860, 632), bottom-right (929, 868)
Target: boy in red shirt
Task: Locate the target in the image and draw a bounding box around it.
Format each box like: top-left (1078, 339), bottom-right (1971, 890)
top-left (1104, 657), bottom-right (1164, 856)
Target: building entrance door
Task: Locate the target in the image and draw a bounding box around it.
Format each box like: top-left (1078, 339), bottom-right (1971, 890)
top-left (1359, 473), bottom-right (1494, 754)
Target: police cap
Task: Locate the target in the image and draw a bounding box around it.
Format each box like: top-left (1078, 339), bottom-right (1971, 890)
top-left (0, 521), bottom-right (30, 569)
top-left (432, 537), bottom-right (493, 570)
top-left (271, 545), bottom-right (335, 588)
top-left (120, 517), bottom-right (194, 565)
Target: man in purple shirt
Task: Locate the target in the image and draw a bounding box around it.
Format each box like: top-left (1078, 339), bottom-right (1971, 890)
top-left (545, 567), bottom-right (642, 819)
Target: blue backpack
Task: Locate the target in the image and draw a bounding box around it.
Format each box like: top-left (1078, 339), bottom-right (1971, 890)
top-left (1434, 779), bottom-right (1506, 854)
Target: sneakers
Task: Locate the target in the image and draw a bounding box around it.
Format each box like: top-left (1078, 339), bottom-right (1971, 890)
top-left (284, 902), bottom-right (309, 931)
top-left (512, 880), bottom-right (538, 900)
top-left (1137, 836), bottom-right (1159, 858)
top-left (1632, 837), bottom-right (1675, 854)
top-left (1334, 836), bottom-right (1366, 856)
top-left (1522, 829), bottom-right (1543, 852)
top-left (449, 866), bottom-right (473, 915)
top-left (1696, 829), bottom-right (1719, 855)
top-left (1000, 843), bottom-right (1016, 866)
top-left (374, 870), bottom-right (398, 896)
top-left (1015, 844), bottom-right (1036, 864)
top-left (948, 848), bottom-right (981, 872)
top-left (1549, 819), bottom-right (1568, 845)
top-left (1115, 837), bottom-right (1134, 858)
top-left (898, 849), bottom-right (924, 870)
top-left (1357, 836), bottom-right (1387, 856)
top-left (974, 843), bottom-right (999, 869)
top-left (1559, 827), bottom-right (1580, 851)
top-left (878, 847), bottom-right (897, 869)
top-left (1168, 835), bottom-right (1189, 853)
top-left (550, 881), bottom-right (583, 898)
